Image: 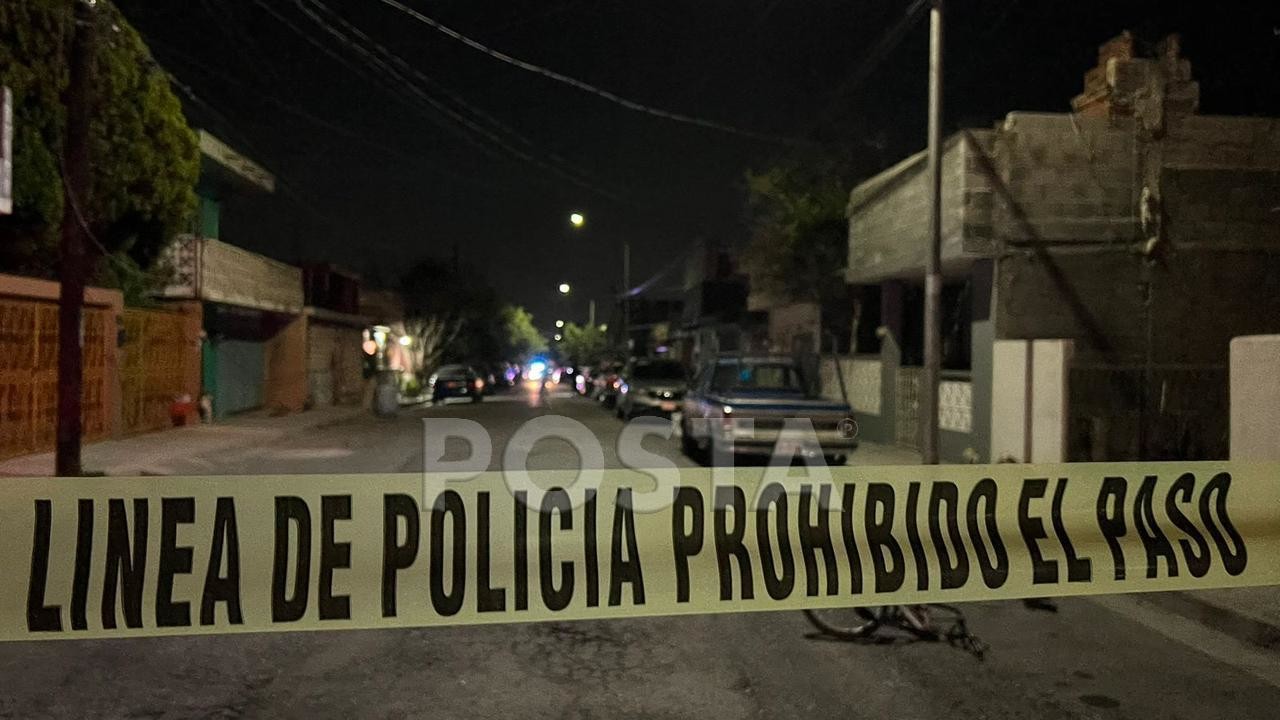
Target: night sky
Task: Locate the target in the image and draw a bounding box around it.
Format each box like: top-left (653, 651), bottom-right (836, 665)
top-left (113, 1), bottom-right (1280, 330)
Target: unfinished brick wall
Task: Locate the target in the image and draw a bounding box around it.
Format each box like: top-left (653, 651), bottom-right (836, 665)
top-left (264, 315), bottom-right (308, 414)
top-left (1072, 32), bottom-right (1200, 123)
top-left (846, 131), bottom-right (995, 283)
top-left (989, 110), bottom-right (1280, 460)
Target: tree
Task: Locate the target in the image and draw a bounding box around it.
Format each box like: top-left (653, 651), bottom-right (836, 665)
top-left (400, 257), bottom-right (502, 365)
top-left (0, 0), bottom-right (199, 280)
top-left (740, 156), bottom-right (861, 305)
top-left (402, 315), bottom-right (460, 378)
top-left (499, 305), bottom-right (545, 361)
top-left (560, 322), bottom-right (608, 367)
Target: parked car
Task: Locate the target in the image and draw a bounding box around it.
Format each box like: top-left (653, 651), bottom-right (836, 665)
top-left (616, 358), bottom-right (687, 419)
top-left (429, 364), bottom-right (485, 403)
top-left (679, 354), bottom-right (856, 464)
top-left (575, 365), bottom-right (594, 395)
top-left (594, 362), bottom-right (624, 408)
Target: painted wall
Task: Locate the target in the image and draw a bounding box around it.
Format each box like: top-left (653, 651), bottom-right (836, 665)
top-left (990, 339), bottom-right (1073, 463)
top-left (1230, 335), bottom-right (1280, 461)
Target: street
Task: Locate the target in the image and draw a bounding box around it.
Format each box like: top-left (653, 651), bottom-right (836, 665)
top-left (1, 386), bottom-right (1277, 719)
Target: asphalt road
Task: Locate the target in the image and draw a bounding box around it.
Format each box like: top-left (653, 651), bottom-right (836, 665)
top-left (2, 385), bottom-right (1278, 719)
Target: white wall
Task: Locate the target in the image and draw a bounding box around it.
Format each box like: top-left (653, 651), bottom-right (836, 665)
top-left (820, 357), bottom-right (882, 415)
top-left (990, 339), bottom-right (1073, 463)
top-left (1230, 335), bottom-right (1280, 461)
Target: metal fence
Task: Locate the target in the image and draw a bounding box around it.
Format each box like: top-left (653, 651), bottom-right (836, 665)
top-left (1068, 363), bottom-right (1229, 462)
top-left (120, 308), bottom-right (190, 435)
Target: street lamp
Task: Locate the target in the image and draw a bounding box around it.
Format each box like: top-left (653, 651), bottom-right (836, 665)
top-left (554, 333), bottom-right (563, 342)
top-left (558, 282), bottom-right (571, 295)
top-left (555, 320), bottom-right (565, 328)
top-left (569, 212), bottom-right (585, 228)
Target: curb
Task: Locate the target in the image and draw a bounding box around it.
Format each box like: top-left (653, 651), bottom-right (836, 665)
top-left (1135, 591), bottom-right (1280, 652)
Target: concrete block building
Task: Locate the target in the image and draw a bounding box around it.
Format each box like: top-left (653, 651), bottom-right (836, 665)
top-left (832, 33), bottom-right (1280, 462)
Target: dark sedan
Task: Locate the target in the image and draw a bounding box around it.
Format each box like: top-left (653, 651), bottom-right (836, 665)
top-left (428, 364), bottom-right (485, 403)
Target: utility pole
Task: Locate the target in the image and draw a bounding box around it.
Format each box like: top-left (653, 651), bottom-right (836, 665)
top-left (622, 241), bottom-right (631, 354)
top-left (588, 298), bottom-right (596, 328)
top-left (921, 0), bottom-right (944, 465)
top-left (56, 0), bottom-right (97, 477)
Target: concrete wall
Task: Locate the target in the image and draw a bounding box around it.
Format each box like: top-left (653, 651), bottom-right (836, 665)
top-left (992, 114), bottom-right (1280, 367)
top-left (162, 236), bottom-right (304, 314)
top-left (767, 302), bottom-right (820, 354)
top-left (989, 112), bottom-right (1140, 248)
top-left (1230, 335), bottom-right (1280, 461)
top-left (819, 356), bottom-right (888, 446)
top-left (1164, 116), bottom-right (1280, 170)
top-left (990, 339), bottom-right (1073, 463)
top-left (847, 131), bottom-right (995, 283)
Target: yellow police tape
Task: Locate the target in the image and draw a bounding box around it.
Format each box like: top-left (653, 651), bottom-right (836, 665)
top-left (2, 462), bottom-right (1277, 641)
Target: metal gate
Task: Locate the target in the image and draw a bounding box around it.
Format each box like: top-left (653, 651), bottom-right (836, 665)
top-left (0, 298), bottom-right (110, 459)
top-left (120, 308), bottom-right (190, 434)
top-left (212, 339), bottom-right (265, 418)
top-left (1068, 363), bottom-right (1228, 461)
top-left (895, 367), bottom-right (922, 448)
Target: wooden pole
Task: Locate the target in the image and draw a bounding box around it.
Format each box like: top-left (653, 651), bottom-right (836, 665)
top-left (56, 0), bottom-right (96, 476)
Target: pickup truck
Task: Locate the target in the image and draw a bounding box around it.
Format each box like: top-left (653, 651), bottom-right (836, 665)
top-left (678, 354), bottom-right (857, 465)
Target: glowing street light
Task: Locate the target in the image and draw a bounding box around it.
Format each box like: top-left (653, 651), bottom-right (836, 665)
top-left (398, 335), bottom-right (412, 346)
top-left (555, 319), bottom-right (565, 328)
top-left (558, 282), bottom-right (571, 295)
top-left (554, 333), bottom-right (563, 342)
top-left (569, 212), bottom-right (585, 228)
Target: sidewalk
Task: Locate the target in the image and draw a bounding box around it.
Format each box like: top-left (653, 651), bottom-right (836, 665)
top-left (1138, 587), bottom-right (1280, 651)
top-left (0, 405), bottom-right (366, 477)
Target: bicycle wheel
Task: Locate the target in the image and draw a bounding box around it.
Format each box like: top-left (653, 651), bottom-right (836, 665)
top-left (802, 605), bottom-right (890, 639)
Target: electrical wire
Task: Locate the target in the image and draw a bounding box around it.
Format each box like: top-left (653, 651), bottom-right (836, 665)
top-left (302, 0), bottom-right (613, 197)
top-left (792, 0), bottom-right (931, 144)
top-left (371, 0), bottom-right (809, 146)
top-left (249, 0), bottom-right (501, 161)
top-left (157, 48), bottom-right (513, 198)
top-left (282, 0), bottom-right (627, 202)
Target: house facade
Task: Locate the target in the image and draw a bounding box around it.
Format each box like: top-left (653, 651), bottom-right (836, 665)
top-left (159, 131), bottom-right (310, 419)
top-left (833, 33), bottom-right (1280, 462)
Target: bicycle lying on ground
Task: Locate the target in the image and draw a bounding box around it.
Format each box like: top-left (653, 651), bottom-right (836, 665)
top-left (803, 604), bottom-right (989, 659)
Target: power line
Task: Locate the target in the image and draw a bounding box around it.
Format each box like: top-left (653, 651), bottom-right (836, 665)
top-left (155, 45), bottom-right (514, 198)
top-left (302, 0), bottom-right (616, 199)
top-left (371, 0), bottom-right (810, 146)
top-left (283, 0), bottom-right (627, 203)
top-left (794, 0), bottom-right (932, 144)
top-left (249, 0), bottom-right (501, 161)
